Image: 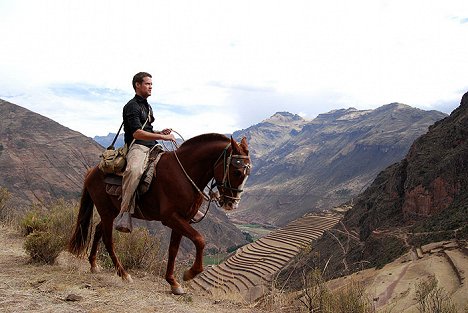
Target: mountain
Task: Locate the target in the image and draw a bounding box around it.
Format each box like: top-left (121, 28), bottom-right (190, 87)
top-left (94, 133), bottom-right (124, 148)
top-left (278, 92), bottom-right (468, 286)
top-left (0, 99), bottom-right (103, 205)
top-left (233, 111), bottom-right (307, 159)
top-left (232, 104), bottom-right (447, 226)
top-left (0, 99), bottom-right (249, 254)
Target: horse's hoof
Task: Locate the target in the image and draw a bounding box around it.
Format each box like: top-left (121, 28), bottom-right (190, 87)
top-left (171, 285), bottom-right (186, 295)
top-left (90, 266), bottom-right (100, 273)
top-left (183, 270), bottom-right (193, 281)
top-left (122, 273), bottom-right (133, 283)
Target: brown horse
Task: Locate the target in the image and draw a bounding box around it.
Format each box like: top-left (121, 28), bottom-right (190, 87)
top-left (68, 133), bottom-right (251, 294)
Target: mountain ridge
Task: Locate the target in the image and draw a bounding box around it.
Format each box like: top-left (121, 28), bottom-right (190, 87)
top-left (231, 103), bottom-right (447, 226)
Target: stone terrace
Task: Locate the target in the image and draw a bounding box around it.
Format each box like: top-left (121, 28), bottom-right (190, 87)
top-left (191, 212), bottom-right (341, 301)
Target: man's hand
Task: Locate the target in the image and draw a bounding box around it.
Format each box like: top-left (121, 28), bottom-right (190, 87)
top-left (160, 128), bottom-right (172, 135)
top-left (165, 133), bottom-right (176, 142)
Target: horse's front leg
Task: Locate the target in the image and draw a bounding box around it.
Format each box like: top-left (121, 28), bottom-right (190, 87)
top-left (166, 230), bottom-right (185, 295)
top-left (164, 214), bottom-right (205, 285)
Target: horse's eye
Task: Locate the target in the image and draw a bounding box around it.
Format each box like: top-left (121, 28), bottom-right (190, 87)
top-left (234, 170), bottom-right (243, 177)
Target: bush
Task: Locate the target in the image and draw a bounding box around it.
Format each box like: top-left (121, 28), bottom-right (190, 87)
top-left (0, 187), bottom-right (13, 224)
top-left (299, 268), bottom-right (333, 312)
top-left (332, 281), bottom-right (373, 313)
top-left (20, 208), bottom-right (49, 236)
top-left (99, 227), bottom-right (161, 273)
top-left (416, 276), bottom-right (458, 313)
top-left (22, 199), bottom-right (78, 264)
top-left (23, 231), bottom-right (63, 264)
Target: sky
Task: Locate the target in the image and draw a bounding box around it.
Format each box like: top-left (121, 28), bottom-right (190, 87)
top-left (0, 0), bottom-right (467, 138)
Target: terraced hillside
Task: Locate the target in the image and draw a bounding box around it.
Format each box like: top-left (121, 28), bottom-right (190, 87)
top-left (326, 239), bottom-right (468, 312)
top-left (191, 212), bottom-right (341, 301)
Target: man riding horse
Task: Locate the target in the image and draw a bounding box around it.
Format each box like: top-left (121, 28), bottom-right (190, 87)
top-left (114, 72), bottom-right (176, 233)
top-left (68, 72), bottom-right (252, 295)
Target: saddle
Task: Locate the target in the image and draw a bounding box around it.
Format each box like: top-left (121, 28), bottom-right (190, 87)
top-left (104, 147), bottom-right (164, 197)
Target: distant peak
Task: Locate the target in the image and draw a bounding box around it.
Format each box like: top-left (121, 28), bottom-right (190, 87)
top-left (382, 102), bottom-right (411, 109)
top-left (325, 107), bottom-right (359, 114)
top-left (269, 111), bottom-right (303, 121)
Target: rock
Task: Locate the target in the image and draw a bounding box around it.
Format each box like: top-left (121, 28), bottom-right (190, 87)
top-left (65, 294), bottom-right (83, 302)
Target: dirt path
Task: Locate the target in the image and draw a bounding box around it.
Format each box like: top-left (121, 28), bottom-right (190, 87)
top-left (375, 262), bottom-right (410, 308)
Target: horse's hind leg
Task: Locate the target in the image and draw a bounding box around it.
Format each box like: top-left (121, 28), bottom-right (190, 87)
top-left (89, 221), bottom-right (103, 273)
top-left (101, 218), bottom-right (133, 282)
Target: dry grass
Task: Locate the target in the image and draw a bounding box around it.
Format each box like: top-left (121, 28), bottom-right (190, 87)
top-left (0, 223), bottom-right (269, 313)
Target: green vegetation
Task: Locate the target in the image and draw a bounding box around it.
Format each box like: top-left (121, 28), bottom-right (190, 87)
top-left (203, 253), bottom-right (229, 266)
top-left (21, 199), bottom-right (77, 264)
top-left (98, 227), bottom-right (161, 273)
top-left (0, 187), bottom-right (12, 223)
top-left (410, 204), bottom-right (468, 247)
top-left (234, 223), bottom-right (274, 240)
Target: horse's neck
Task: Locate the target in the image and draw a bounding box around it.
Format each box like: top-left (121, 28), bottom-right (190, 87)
top-left (177, 140), bottom-right (228, 187)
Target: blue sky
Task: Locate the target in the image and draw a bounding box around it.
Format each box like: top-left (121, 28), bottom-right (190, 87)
top-left (0, 0), bottom-right (467, 138)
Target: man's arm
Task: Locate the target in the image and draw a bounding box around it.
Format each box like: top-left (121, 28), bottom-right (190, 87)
top-left (132, 129), bottom-right (176, 142)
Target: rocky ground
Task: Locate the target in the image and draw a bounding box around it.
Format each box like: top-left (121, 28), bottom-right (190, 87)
top-left (326, 240), bottom-right (468, 312)
top-left (0, 225), bottom-right (266, 313)
top-left (2, 223), bottom-right (466, 312)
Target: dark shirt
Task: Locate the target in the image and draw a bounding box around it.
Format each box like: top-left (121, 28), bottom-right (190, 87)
top-left (123, 95), bottom-right (157, 147)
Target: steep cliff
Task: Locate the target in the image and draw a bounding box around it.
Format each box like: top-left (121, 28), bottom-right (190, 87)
top-left (278, 93), bottom-right (468, 287)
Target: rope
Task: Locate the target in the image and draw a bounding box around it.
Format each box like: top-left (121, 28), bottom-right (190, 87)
top-left (161, 130), bottom-right (219, 223)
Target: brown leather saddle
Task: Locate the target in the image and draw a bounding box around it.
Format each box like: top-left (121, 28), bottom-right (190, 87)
top-left (104, 146), bottom-right (164, 197)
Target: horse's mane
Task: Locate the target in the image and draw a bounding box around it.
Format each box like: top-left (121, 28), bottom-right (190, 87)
top-left (179, 133), bottom-right (230, 149)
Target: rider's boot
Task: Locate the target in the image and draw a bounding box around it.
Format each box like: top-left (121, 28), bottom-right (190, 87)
top-left (114, 212), bottom-right (132, 233)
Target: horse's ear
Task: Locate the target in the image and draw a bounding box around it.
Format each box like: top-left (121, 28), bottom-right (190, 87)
top-left (240, 137), bottom-right (249, 152)
top-left (230, 136), bottom-right (241, 154)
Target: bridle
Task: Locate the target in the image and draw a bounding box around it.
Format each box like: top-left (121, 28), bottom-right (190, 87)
top-left (171, 141), bottom-right (251, 222)
top-left (212, 143), bottom-right (251, 207)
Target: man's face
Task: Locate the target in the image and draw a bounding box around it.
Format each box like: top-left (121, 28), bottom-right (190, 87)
top-left (135, 76), bottom-right (152, 98)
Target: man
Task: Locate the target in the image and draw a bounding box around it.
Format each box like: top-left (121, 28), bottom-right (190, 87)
top-left (114, 72), bottom-right (176, 233)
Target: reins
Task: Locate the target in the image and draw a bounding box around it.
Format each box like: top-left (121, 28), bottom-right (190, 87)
top-left (162, 133), bottom-right (250, 224)
top-left (162, 133), bottom-right (219, 224)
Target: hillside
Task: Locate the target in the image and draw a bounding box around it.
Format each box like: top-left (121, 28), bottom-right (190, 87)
top-left (232, 104), bottom-right (447, 226)
top-left (0, 99), bottom-right (103, 205)
top-left (193, 212), bottom-right (341, 302)
top-left (279, 92), bottom-right (468, 286)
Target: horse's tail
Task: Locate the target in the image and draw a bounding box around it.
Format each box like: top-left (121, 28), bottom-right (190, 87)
top-left (68, 185), bottom-right (94, 256)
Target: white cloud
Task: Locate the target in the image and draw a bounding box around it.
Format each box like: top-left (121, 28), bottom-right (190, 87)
top-left (1, 0), bottom-right (467, 138)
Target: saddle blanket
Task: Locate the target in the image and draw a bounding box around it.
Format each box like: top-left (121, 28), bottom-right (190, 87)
top-left (104, 150), bottom-right (164, 197)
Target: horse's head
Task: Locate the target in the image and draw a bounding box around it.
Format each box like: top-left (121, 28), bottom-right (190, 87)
top-left (214, 136), bottom-right (251, 210)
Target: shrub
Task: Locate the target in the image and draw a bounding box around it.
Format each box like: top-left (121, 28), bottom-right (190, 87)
top-left (98, 227), bottom-right (161, 273)
top-left (299, 268), bottom-right (333, 312)
top-left (332, 281), bottom-right (373, 313)
top-left (22, 199), bottom-right (78, 264)
top-left (415, 276), bottom-right (458, 313)
top-left (23, 231), bottom-right (63, 264)
top-left (0, 186), bottom-right (14, 224)
top-left (20, 208), bottom-right (49, 236)
top-left (294, 267), bottom-right (374, 313)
